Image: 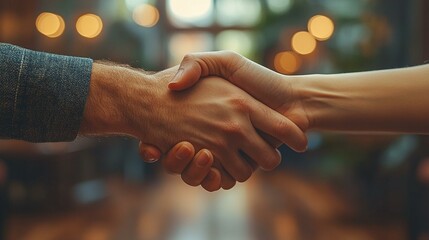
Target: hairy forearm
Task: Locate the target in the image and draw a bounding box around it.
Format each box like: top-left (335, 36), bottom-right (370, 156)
top-left (293, 64), bottom-right (429, 133)
top-left (79, 62), bottom-right (155, 138)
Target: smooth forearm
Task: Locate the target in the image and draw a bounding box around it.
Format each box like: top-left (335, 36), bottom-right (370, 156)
top-left (293, 64), bottom-right (429, 133)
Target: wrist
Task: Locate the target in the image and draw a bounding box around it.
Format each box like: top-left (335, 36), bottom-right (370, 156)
top-left (80, 62), bottom-right (137, 136)
top-left (287, 74), bottom-right (327, 131)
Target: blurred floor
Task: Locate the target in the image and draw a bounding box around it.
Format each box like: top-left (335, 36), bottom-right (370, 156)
top-left (5, 171), bottom-right (406, 240)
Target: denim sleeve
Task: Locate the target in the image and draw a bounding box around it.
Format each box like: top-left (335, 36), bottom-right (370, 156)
top-left (0, 43), bottom-right (93, 142)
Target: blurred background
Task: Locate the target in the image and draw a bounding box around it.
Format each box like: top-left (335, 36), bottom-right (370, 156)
top-left (1, 0), bottom-right (429, 239)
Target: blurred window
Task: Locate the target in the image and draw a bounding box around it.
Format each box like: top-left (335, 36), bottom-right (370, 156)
top-left (167, 0), bottom-right (214, 27)
top-left (168, 32), bottom-right (214, 66)
top-left (215, 0), bottom-right (262, 27)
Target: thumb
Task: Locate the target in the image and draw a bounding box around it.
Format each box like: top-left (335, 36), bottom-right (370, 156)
top-left (168, 55), bottom-right (204, 91)
top-left (168, 51), bottom-right (245, 91)
top-left (138, 141), bottom-right (162, 163)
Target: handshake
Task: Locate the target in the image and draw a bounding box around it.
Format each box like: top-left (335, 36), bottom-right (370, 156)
top-left (81, 51), bottom-right (429, 192)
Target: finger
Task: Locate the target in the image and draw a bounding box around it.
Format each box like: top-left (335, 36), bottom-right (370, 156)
top-left (163, 141), bottom-right (195, 174)
top-left (236, 122), bottom-right (282, 171)
top-left (250, 101), bottom-right (308, 152)
top-left (181, 149), bottom-right (214, 186)
top-left (239, 150), bottom-right (260, 172)
top-left (168, 51), bottom-right (246, 91)
top-left (139, 141), bottom-right (162, 163)
top-left (201, 168), bottom-right (222, 192)
top-left (168, 58), bottom-right (203, 90)
top-left (257, 130), bottom-right (282, 148)
top-left (219, 151), bottom-right (254, 183)
top-left (212, 160), bottom-right (236, 190)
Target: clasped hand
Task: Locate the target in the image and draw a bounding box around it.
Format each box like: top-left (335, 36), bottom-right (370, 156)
top-left (140, 51), bottom-right (310, 191)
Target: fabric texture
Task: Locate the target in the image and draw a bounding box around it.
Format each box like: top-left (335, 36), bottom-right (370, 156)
top-left (0, 43), bottom-right (93, 142)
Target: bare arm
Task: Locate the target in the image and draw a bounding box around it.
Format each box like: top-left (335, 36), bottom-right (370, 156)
top-left (294, 64), bottom-right (429, 133)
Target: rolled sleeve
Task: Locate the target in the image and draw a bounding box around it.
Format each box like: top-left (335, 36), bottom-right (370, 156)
top-left (0, 43), bottom-right (93, 142)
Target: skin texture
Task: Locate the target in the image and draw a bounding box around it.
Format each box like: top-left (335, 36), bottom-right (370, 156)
top-left (80, 62), bottom-right (307, 190)
top-left (140, 51), bottom-right (429, 191)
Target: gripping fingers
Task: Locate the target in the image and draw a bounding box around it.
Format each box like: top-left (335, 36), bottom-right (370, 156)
top-left (211, 160), bottom-right (236, 189)
top-left (238, 125), bottom-right (282, 171)
top-left (181, 149), bottom-right (214, 186)
top-left (201, 168), bottom-right (222, 192)
top-left (250, 102), bottom-right (308, 153)
top-left (162, 141), bottom-right (195, 174)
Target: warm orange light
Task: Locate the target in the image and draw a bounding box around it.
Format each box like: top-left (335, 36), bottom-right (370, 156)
top-left (36, 12), bottom-right (65, 38)
top-left (76, 14), bottom-right (103, 38)
top-left (133, 4), bottom-right (160, 27)
top-left (291, 31), bottom-right (316, 55)
top-left (274, 51), bottom-right (301, 74)
top-left (308, 15), bottom-right (334, 41)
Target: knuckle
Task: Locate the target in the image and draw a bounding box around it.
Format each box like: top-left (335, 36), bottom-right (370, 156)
top-left (229, 97), bottom-right (251, 113)
top-left (222, 121), bottom-right (243, 136)
top-left (211, 137), bottom-right (227, 150)
top-left (276, 119), bottom-right (291, 137)
top-left (230, 97), bottom-right (249, 108)
top-left (221, 50), bottom-right (239, 59)
top-left (182, 53), bottom-right (196, 63)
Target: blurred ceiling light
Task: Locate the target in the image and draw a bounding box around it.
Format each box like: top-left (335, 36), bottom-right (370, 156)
top-left (36, 12), bottom-right (65, 38)
top-left (216, 0), bottom-right (261, 27)
top-left (215, 30), bottom-right (254, 57)
top-left (267, 0), bottom-right (293, 14)
top-left (133, 4), bottom-right (159, 27)
top-left (167, 0), bottom-right (213, 26)
top-left (291, 31), bottom-right (316, 55)
top-left (76, 14), bottom-right (103, 38)
top-left (308, 15), bottom-right (334, 41)
top-left (274, 51), bottom-right (301, 74)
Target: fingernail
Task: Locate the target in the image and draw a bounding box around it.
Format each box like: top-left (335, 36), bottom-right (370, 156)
top-left (143, 151), bottom-right (158, 163)
top-left (196, 150), bottom-right (210, 167)
top-left (170, 68), bottom-right (183, 84)
top-left (176, 145), bottom-right (192, 160)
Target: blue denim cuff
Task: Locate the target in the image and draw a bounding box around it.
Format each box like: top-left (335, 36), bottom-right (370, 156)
top-left (0, 43), bottom-right (92, 142)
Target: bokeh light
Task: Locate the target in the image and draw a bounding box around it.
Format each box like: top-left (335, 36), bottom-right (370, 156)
top-left (35, 12), bottom-right (65, 38)
top-left (167, 0), bottom-right (213, 26)
top-left (132, 4), bottom-right (159, 27)
top-left (274, 51), bottom-right (301, 74)
top-left (308, 15), bottom-right (335, 41)
top-left (76, 14), bottom-right (103, 38)
top-left (291, 31), bottom-right (316, 55)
